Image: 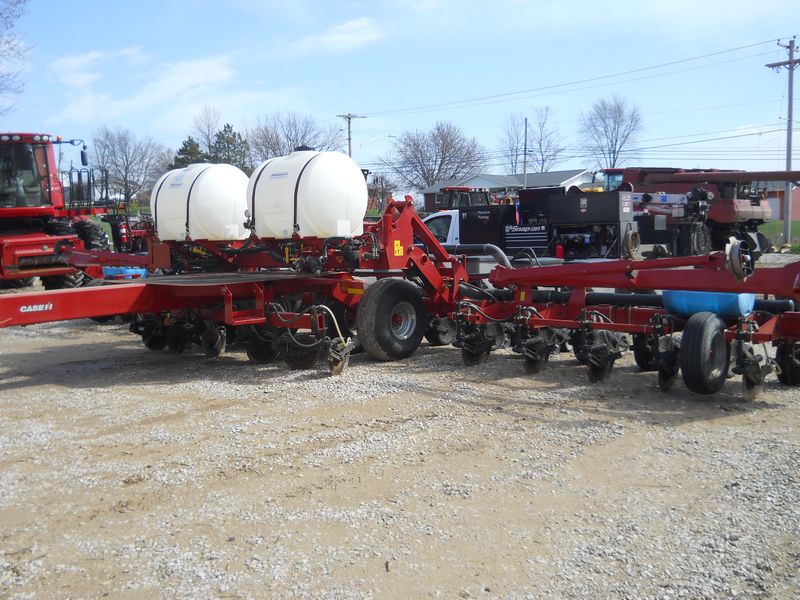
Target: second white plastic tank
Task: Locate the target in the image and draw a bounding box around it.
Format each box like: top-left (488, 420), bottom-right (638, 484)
top-left (248, 150), bottom-right (368, 239)
top-left (151, 163), bottom-right (249, 241)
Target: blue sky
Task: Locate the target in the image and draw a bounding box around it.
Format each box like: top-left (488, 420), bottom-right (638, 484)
top-left (4, 0), bottom-right (799, 177)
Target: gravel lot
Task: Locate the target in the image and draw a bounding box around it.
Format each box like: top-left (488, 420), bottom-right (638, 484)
top-left (0, 258), bottom-right (799, 598)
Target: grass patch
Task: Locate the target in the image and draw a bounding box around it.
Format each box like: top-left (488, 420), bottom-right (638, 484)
top-left (760, 220), bottom-right (800, 247)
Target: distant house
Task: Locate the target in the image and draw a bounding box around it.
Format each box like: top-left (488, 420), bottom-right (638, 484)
top-left (422, 169), bottom-right (593, 209)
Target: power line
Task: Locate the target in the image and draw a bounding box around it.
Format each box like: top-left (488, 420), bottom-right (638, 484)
top-left (365, 40), bottom-right (784, 117)
top-left (336, 113), bottom-right (365, 157)
top-left (766, 36), bottom-right (798, 244)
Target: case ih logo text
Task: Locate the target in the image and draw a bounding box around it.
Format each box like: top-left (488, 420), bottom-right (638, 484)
top-left (20, 302), bottom-right (53, 313)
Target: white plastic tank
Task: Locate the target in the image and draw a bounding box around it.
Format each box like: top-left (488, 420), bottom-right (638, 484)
top-left (248, 150), bottom-right (368, 239)
top-left (150, 163), bottom-right (249, 241)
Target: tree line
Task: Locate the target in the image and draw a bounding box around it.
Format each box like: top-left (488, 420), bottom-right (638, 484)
top-left (89, 96), bottom-right (642, 206)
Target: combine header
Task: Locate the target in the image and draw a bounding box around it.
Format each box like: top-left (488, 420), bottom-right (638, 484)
top-left (0, 150), bottom-right (798, 400)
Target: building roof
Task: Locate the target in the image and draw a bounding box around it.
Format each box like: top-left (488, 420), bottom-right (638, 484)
top-left (422, 169), bottom-right (592, 194)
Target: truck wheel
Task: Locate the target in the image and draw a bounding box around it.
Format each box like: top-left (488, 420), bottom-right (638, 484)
top-left (776, 342), bottom-right (800, 386)
top-left (356, 278), bottom-right (425, 361)
top-left (680, 311), bottom-right (730, 395)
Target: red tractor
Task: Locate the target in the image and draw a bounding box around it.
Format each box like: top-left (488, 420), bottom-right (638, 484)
top-left (601, 167), bottom-right (800, 257)
top-left (0, 132), bottom-right (110, 288)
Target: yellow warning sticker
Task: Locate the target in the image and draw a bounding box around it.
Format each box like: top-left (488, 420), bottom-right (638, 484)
top-left (393, 240), bottom-right (404, 257)
top-left (520, 291), bottom-right (526, 302)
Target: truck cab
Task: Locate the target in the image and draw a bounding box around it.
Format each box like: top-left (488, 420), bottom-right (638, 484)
top-left (422, 209), bottom-right (460, 245)
top-left (424, 186), bottom-right (491, 213)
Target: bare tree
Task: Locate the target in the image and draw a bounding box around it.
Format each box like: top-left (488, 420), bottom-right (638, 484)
top-left (529, 106), bottom-right (565, 173)
top-left (368, 173), bottom-right (397, 212)
top-left (0, 0), bottom-right (28, 115)
top-left (381, 121), bottom-right (486, 191)
top-left (91, 126), bottom-right (168, 204)
top-left (579, 95), bottom-right (642, 168)
top-left (247, 112), bottom-right (343, 162)
top-left (498, 113), bottom-right (525, 175)
top-left (192, 105), bottom-right (221, 155)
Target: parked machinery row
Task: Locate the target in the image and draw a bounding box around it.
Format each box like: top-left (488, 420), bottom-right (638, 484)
top-left (0, 150), bottom-right (798, 400)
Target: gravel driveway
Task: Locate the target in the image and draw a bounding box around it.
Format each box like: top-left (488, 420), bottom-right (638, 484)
top-left (0, 310), bottom-right (798, 598)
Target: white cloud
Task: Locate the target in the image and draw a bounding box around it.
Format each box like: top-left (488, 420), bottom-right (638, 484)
top-left (290, 17), bottom-right (383, 55)
top-left (44, 50), bottom-right (306, 147)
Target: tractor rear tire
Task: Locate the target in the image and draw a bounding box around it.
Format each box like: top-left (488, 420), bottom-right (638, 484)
top-left (74, 219), bottom-right (111, 251)
top-left (0, 277), bottom-right (35, 289)
top-left (41, 272), bottom-right (84, 290)
top-left (356, 278), bottom-right (425, 361)
top-left (680, 311), bottom-right (730, 395)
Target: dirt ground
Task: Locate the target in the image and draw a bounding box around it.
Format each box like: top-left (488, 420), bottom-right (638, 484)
top-left (0, 313), bottom-right (798, 598)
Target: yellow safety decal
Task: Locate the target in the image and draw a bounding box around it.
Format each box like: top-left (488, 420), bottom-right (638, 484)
top-left (393, 239), bottom-right (404, 257)
top-left (520, 291), bottom-right (526, 302)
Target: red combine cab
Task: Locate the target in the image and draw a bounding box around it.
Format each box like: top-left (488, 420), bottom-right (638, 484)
top-left (0, 132), bottom-right (110, 288)
top-left (601, 167), bottom-right (800, 257)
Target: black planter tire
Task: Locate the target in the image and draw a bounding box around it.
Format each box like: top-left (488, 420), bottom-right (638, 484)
top-left (632, 334), bottom-right (658, 371)
top-left (776, 343), bottom-right (800, 386)
top-left (246, 342), bottom-right (279, 363)
top-left (355, 278), bottom-right (425, 361)
top-left (201, 323), bottom-right (227, 358)
top-left (523, 355), bottom-right (548, 374)
top-left (167, 325), bottom-right (191, 354)
top-left (425, 317), bottom-right (456, 346)
top-left (587, 360), bottom-right (613, 383)
top-left (462, 347), bottom-right (489, 366)
top-left (570, 330), bottom-right (590, 365)
top-left (658, 367), bottom-right (678, 391)
top-left (680, 311), bottom-right (730, 395)
top-left (142, 323), bottom-right (168, 351)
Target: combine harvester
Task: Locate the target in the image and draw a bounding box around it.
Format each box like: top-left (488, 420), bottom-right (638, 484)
top-left (0, 148), bottom-right (797, 399)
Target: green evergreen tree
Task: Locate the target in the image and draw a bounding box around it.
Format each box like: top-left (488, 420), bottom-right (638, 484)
top-left (169, 136), bottom-right (208, 169)
top-left (209, 124), bottom-right (252, 174)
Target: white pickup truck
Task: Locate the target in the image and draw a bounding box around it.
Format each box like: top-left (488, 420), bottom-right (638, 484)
top-left (422, 209), bottom-right (461, 245)
top-left (421, 209), bottom-right (561, 275)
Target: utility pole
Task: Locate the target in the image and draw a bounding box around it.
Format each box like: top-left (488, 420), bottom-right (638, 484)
top-left (767, 37), bottom-right (798, 245)
top-left (522, 117), bottom-right (528, 188)
top-left (337, 113), bottom-right (365, 158)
